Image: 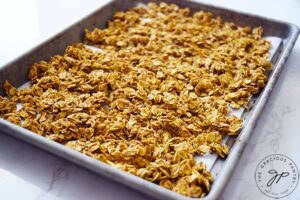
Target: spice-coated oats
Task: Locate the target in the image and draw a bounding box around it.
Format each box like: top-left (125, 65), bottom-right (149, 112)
top-left (0, 2), bottom-right (271, 197)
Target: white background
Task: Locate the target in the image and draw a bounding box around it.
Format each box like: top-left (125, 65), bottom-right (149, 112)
top-left (0, 0), bottom-right (300, 199)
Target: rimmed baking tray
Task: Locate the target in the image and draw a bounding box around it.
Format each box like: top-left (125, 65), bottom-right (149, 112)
top-left (0, 0), bottom-right (299, 199)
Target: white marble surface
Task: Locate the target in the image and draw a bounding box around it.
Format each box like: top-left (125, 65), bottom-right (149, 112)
top-left (0, 0), bottom-right (300, 199)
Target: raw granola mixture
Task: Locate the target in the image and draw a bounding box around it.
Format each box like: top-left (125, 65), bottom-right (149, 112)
top-left (0, 2), bottom-right (271, 198)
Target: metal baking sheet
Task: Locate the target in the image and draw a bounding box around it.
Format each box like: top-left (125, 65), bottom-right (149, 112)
top-left (0, 0), bottom-right (299, 199)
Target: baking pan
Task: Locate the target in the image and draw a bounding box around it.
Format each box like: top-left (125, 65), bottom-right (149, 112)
top-left (0, 0), bottom-right (299, 199)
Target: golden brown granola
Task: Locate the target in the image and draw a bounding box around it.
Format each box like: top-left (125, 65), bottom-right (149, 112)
top-left (0, 2), bottom-right (271, 198)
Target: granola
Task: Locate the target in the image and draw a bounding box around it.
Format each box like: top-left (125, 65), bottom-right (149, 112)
top-left (0, 2), bottom-right (271, 198)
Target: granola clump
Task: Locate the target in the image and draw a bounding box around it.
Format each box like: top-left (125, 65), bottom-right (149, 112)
top-left (0, 2), bottom-right (271, 198)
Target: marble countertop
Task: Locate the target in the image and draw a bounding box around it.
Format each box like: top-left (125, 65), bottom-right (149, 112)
top-left (1, 0), bottom-right (300, 199)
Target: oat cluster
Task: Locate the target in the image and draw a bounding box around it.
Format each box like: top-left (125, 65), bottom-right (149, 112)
top-left (0, 2), bottom-right (271, 198)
